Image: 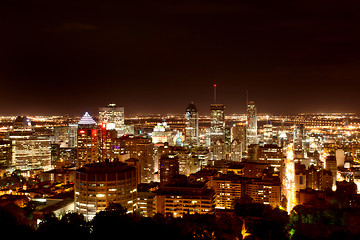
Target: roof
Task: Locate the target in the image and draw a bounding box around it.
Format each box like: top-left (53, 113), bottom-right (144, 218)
top-left (78, 112), bottom-right (96, 125)
top-left (186, 102), bottom-right (197, 112)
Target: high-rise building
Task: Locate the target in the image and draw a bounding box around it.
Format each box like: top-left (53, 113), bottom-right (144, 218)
top-left (230, 139), bottom-right (242, 162)
top-left (118, 135), bottom-right (155, 183)
top-left (99, 123), bottom-right (118, 161)
top-left (75, 161), bottom-right (137, 221)
top-left (12, 138), bottom-right (52, 171)
top-left (263, 124), bottom-right (274, 145)
top-left (232, 123), bottom-right (246, 157)
top-left (213, 139), bottom-right (225, 161)
top-left (258, 144), bottom-right (284, 170)
top-left (246, 101), bottom-right (257, 147)
top-left (213, 174), bottom-right (242, 209)
top-left (184, 102), bottom-right (199, 147)
top-left (53, 124), bottom-right (78, 148)
top-left (325, 155), bottom-right (337, 187)
top-left (10, 116), bottom-right (51, 171)
top-left (293, 124), bottom-right (305, 152)
top-left (99, 103), bottom-right (125, 136)
top-left (245, 179), bottom-right (281, 208)
top-left (159, 155), bottom-right (179, 184)
top-left (210, 103), bottom-right (225, 157)
top-left (77, 112), bottom-right (99, 168)
top-left (0, 140), bottom-right (12, 166)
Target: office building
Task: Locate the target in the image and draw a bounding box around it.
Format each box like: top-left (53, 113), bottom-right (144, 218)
top-left (210, 103), bottom-right (225, 161)
top-left (54, 124), bottom-right (78, 148)
top-left (213, 139), bottom-right (225, 161)
top-left (325, 155), bottom-right (337, 187)
top-left (75, 161), bottom-right (137, 221)
top-left (246, 101), bottom-right (257, 147)
top-left (213, 174), bottom-right (242, 209)
top-left (154, 178), bottom-right (215, 217)
top-left (0, 140), bottom-right (12, 166)
top-left (293, 124), bottom-right (305, 152)
top-left (99, 103), bottom-right (125, 136)
top-left (230, 139), bottom-right (242, 162)
top-left (77, 112), bottom-right (99, 168)
top-left (245, 179), bottom-right (281, 208)
top-left (118, 135), bottom-right (155, 183)
top-left (152, 122), bottom-right (172, 145)
top-left (184, 102), bottom-right (199, 147)
top-left (258, 144), bottom-right (284, 170)
top-left (10, 116), bottom-right (51, 171)
top-left (99, 123), bottom-right (118, 161)
top-left (159, 155), bottom-right (179, 184)
top-left (231, 123), bottom-right (246, 157)
top-left (263, 124), bottom-right (274, 145)
top-left (12, 138), bottom-right (52, 171)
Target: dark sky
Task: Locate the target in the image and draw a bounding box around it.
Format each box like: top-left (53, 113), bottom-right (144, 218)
top-left (1, 0), bottom-right (360, 116)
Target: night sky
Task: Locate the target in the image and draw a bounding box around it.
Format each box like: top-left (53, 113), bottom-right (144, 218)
top-left (1, 0), bottom-right (360, 116)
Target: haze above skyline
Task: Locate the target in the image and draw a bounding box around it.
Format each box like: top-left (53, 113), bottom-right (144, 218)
top-left (1, 1), bottom-right (360, 116)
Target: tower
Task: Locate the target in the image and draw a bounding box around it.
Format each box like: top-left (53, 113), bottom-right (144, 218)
top-left (99, 103), bottom-right (125, 137)
top-left (77, 112), bottom-right (99, 168)
top-left (184, 102), bottom-right (199, 147)
top-left (246, 101), bottom-right (257, 147)
top-left (293, 124), bottom-right (305, 151)
top-left (210, 84), bottom-right (225, 144)
top-left (210, 85), bottom-right (225, 160)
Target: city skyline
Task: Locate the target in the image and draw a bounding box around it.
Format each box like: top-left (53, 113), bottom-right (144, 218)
top-left (1, 1), bottom-right (360, 115)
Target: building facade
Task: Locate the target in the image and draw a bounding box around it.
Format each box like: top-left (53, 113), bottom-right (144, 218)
top-left (75, 161), bottom-right (137, 221)
top-left (98, 103), bottom-right (125, 137)
top-left (184, 102), bottom-right (199, 148)
top-left (77, 112), bottom-right (99, 168)
top-left (246, 101), bottom-right (257, 147)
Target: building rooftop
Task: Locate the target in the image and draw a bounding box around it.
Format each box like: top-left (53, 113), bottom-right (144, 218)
top-left (76, 160), bottom-right (134, 174)
top-left (78, 112), bottom-right (96, 125)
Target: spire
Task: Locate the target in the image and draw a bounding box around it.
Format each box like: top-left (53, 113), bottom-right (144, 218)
top-left (78, 112), bottom-right (96, 125)
top-left (214, 84), bottom-right (217, 103)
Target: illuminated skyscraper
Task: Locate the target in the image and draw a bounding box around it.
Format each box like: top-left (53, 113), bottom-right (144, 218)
top-left (246, 101), bottom-right (257, 147)
top-left (293, 124), bottom-right (305, 151)
top-left (99, 103), bottom-right (125, 136)
top-left (118, 135), bottom-right (155, 183)
top-left (10, 116), bottom-right (51, 171)
top-left (184, 102), bottom-right (199, 147)
top-left (77, 112), bottom-right (99, 168)
top-left (210, 104), bottom-right (225, 146)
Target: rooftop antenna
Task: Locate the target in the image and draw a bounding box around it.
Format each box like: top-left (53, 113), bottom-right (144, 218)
top-left (214, 84), bottom-right (217, 103)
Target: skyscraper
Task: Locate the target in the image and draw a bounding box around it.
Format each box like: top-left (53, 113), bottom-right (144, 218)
top-left (210, 103), bottom-right (225, 145)
top-left (10, 116), bottom-right (51, 171)
top-left (246, 101), bottom-right (257, 147)
top-left (293, 124), bottom-right (305, 151)
top-left (184, 102), bottom-right (199, 147)
top-left (77, 112), bottom-right (99, 168)
top-left (99, 103), bottom-right (125, 136)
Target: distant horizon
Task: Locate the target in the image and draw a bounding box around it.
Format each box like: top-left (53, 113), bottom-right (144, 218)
top-left (0, 110), bottom-right (358, 118)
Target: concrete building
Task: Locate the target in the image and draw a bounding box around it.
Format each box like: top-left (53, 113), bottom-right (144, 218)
top-left (246, 101), bottom-right (257, 147)
top-left (159, 155), bottom-right (179, 185)
top-left (98, 103), bottom-right (125, 137)
top-left (154, 178), bottom-right (215, 217)
top-left (184, 102), bottom-right (199, 148)
top-left (74, 161), bottom-right (137, 221)
top-left (76, 112), bottom-right (99, 168)
top-left (210, 103), bottom-right (225, 155)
